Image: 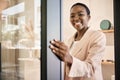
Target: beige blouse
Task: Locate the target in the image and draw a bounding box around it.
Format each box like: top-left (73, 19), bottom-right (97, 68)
top-left (64, 28), bottom-right (106, 80)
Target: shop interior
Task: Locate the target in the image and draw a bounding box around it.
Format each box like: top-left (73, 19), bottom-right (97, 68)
top-left (0, 0), bottom-right (114, 80)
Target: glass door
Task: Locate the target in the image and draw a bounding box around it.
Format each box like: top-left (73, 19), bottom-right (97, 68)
top-left (0, 0), bottom-right (41, 80)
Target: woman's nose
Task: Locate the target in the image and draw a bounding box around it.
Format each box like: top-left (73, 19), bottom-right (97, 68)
top-left (73, 15), bottom-right (80, 22)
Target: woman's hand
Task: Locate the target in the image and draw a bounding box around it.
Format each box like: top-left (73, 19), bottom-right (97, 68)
top-left (49, 39), bottom-right (73, 64)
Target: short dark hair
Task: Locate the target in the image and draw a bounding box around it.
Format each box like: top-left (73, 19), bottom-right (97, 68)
top-left (71, 3), bottom-right (90, 15)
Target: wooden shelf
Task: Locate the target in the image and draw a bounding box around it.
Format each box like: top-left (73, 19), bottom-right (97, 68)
top-left (101, 29), bottom-right (114, 33)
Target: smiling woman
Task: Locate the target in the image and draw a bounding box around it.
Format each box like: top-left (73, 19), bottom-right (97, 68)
top-left (62, 0), bottom-right (114, 80)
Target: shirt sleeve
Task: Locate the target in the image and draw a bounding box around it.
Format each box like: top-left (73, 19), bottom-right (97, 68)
top-left (68, 31), bottom-right (106, 78)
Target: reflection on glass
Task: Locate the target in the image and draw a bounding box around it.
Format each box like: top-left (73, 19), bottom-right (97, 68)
top-left (0, 0), bottom-right (41, 80)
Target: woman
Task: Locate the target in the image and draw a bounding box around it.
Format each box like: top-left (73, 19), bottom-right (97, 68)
top-left (49, 3), bottom-right (106, 80)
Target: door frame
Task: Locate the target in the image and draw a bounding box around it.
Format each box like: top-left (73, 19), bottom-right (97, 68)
top-left (114, 0), bottom-right (120, 80)
top-left (41, 0), bottom-right (62, 80)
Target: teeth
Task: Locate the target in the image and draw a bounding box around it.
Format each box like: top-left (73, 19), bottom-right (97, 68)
top-left (75, 22), bottom-right (80, 25)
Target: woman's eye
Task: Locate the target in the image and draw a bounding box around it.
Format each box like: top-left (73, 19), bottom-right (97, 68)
top-left (70, 15), bottom-right (75, 18)
top-left (78, 14), bottom-right (84, 16)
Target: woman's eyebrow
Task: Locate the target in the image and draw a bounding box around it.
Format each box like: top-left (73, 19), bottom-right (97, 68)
top-left (71, 11), bottom-right (84, 15)
top-left (78, 11), bottom-right (85, 13)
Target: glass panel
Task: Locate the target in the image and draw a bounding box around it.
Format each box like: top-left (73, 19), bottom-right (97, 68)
top-left (0, 0), bottom-right (41, 80)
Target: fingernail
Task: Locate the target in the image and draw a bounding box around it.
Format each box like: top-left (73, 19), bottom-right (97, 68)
top-left (54, 39), bottom-right (58, 41)
top-left (51, 40), bottom-right (54, 43)
top-left (50, 45), bottom-right (54, 48)
top-left (53, 50), bottom-right (56, 53)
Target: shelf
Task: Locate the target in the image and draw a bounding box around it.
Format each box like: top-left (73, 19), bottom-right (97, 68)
top-left (18, 58), bottom-right (39, 61)
top-left (101, 29), bottom-right (114, 33)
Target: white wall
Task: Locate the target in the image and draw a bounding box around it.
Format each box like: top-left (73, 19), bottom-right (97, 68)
top-left (89, 0), bottom-right (113, 30)
top-left (104, 46), bottom-right (114, 61)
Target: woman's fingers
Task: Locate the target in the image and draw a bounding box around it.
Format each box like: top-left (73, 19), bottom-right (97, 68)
top-left (49, 44), bottom-right (65, 55)
top-left (49, 40), bottom-right (72, 63)
top-left (50, 39), bottom-right (66, 50)
top-left (49, 39), bottom-right (70, 61)
top-left (49, 43), bottom-right (67, 61)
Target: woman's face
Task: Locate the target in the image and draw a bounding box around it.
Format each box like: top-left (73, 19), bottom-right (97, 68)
top-left (70, 5), bottom-right (90, 30)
